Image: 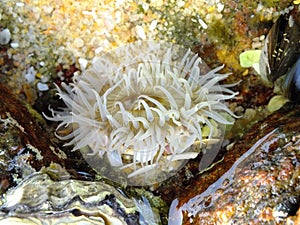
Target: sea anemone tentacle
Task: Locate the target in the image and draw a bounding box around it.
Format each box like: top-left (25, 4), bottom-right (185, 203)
top-left (45, 41), bottom-right (238, 185)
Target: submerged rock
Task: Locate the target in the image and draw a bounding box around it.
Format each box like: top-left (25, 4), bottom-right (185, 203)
top-left (168, 104), bottom-right (300, 225)
top-left (0, 83), bottom-right (66, 194)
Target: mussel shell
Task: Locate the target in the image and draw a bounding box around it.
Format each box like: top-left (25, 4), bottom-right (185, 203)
top-left (259, 5), bottom-right (300, 100)
top-left (282, 57), bottom-right (300, 101)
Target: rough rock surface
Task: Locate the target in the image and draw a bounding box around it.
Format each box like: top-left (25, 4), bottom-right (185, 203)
top-left (168, 104), bottom-right (300, 225)
top-left (0, 83), bottom-right (66, 194)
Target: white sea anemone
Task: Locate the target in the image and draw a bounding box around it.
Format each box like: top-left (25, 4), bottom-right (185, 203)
top-left (45, 41), bottom-right (238, 185)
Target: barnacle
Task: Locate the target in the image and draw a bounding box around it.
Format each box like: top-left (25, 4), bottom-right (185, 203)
top-left (45, 41), bottom-right (238, 185)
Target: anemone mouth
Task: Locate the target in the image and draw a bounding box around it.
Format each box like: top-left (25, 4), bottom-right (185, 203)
top-left (46, 40), bottom-right (238, 186)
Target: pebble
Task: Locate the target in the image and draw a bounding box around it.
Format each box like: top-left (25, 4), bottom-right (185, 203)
top-left (73, 37), bottom-right (84, 48)
top-left (24, 66), bottom-right (36, 83)
top-left (37, 82), bottom-right (49, 91)
top-left (25, 73), bottom-right (35, 83)
top-left (216, 3), bottom-right (224, 12)
top-left (0, 28), bottom-right (11, 45)
top-left (136, 25), bottom-right (146, 40)
top-left (198, 18), bottom-right (208, 29)
top-left (16, 2), bottom-right (25, 7)
top-left (149, 20), bottom-right (158, 31)
top-left (10, 42), bottom-right (19, 48)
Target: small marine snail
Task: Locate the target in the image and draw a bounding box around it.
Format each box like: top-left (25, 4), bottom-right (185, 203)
top-left (259, 4), bottom-right (300, 101)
